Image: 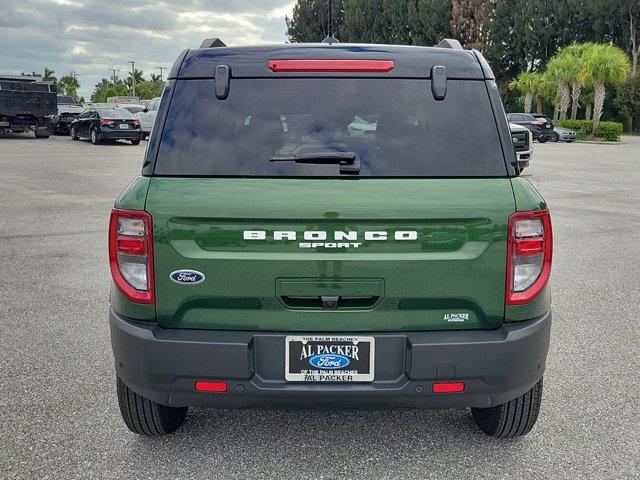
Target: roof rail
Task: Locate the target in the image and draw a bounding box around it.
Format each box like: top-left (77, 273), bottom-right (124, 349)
top-left (200, 38), bottom-right (226, 49)
top-left (436, 39), bottom-right (463, 50)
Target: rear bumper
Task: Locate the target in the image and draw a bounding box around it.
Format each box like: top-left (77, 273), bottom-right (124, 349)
top-left (100, 128), bottom-right (141, 140)
top-left (110, 309), bottom-right (551, 409)
top-left (559, 133), bottom-right (576, 141)
top-left (52, 122), bottom-right (72, 133)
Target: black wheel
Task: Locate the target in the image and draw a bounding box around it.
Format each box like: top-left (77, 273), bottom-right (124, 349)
top-left (90, 128), bottom-right (101, 145)
top-left (472, 377), bottom-right (543, 438)
top-left (551, 132), bottom-right (559, 142)
top-left (538, 137), bottom-right (547, 143)
top-left (70, 127), bottom-right (79, 140)
top-left (131, 139), bottom-right (141, 145)
top-left (34, 130), bottom-right (50, 138)
top-left (116, 376), bottom-right (187, 436)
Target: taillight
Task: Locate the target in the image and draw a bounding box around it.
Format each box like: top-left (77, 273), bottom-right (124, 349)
top-left (100, 119), bottom-right (115, 127)
top-left (506, 210), bottom-right (552, 305)
top-left (267, 59), bottom-right (395, 73)
top-left (109, 209), bottom-right (154, 304)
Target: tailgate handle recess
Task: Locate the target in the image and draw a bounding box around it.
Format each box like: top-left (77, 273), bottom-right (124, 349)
top-left (280, 295), bottom-right (380, 310)
top-left (276, 278), bottom-right (384, 310)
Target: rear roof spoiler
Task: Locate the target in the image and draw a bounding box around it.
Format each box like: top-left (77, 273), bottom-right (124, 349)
top-left (436, 39), bottom-right (463, 50)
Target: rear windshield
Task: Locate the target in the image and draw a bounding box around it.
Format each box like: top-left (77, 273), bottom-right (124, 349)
top-left (122, 106), bottom-right (144, 114)
top-left (58, 96), bottom-right (77, 104)
top-left (98, 108), bottom-right (134, 119)
top-left (154, 78), bottom-right (506, 177)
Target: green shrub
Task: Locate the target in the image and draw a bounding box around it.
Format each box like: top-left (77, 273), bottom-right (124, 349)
top-left (555, 119), bottom-right (624, 141)
top-left (555, 120), bottom-right (591, 138)
top-left (596, 121), bottom-right (623, 141)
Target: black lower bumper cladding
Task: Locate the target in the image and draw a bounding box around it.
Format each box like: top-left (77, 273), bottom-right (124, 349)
top-left (110, 309), bottom-right (551, 410)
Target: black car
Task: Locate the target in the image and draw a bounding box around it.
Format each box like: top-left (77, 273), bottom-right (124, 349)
top-left (506, 113), bottom-right (554, 142)
top-left (51, 112), bottom-right (81, 134)
top-left (51, 95), bottom-right (84, 134)
top-left (70, 107), bottom-right (142, 145)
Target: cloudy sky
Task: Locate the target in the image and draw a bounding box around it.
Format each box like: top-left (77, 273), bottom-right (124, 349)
top-left (0, 0), bottom-right (294, 98)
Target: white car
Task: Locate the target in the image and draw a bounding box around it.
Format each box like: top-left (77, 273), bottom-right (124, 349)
top-left (135, 97), bottom-right (161, 139)
top-left (510, 123), bottom-right (533, 171)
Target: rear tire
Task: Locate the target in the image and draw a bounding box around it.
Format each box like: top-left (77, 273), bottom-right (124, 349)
top-left (551, 132), bottom-right (559, 142)
top-left (90, 128), bottom-right (101, 145)
top-left (34, 130), bottom-right (50, 139)
top-left (131, 139), bottom-right (141, 145)
top-left (116, 376), bottom-right (187, 436)
top-left (70, 127), bottom-right (79, 140)
top-left (471, 377), bottom-right (543, 438)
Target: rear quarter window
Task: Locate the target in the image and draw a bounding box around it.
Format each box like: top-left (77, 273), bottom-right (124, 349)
top-left (154, 78), bottom-right (507, 177)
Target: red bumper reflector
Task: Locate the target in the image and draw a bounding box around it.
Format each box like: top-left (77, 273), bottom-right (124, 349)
top-left (267, 59), bottom-right (395, 73)
top-left (432, 382), bottom-right (465, 393)
top-left (195, 381), bottom-right (228, 393)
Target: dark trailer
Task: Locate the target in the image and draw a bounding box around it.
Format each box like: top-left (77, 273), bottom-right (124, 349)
top-left (0, 75), bottom-right (57, 138)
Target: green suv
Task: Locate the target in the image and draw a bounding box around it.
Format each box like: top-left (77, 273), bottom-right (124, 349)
top-left (109, 38), bottom-right (552, 438)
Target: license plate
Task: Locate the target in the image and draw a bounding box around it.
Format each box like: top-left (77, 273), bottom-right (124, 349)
top-left (119, 123), bottom-right (128, 129)
top-left (285, 335), bottom-right (374, 382)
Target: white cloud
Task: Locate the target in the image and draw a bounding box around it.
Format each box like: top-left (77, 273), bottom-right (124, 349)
top-left (0, 0), bottom-right (294, 98)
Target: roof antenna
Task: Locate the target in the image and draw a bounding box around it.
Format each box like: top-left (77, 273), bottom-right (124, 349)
top-left (322, 0), bottom-right (339, 44)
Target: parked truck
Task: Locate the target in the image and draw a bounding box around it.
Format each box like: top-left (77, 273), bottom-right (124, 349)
top-left (0, 75), bottom-right (57, 138)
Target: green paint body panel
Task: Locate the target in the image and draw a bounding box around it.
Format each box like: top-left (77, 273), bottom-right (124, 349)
top-left (111, 176), bottom-right (155, 321)
top-left (511, 177), bottom-right (547, 212)
top-left (505, 177), bottom-right (551, 322)
top-left (143, 177), bottom-right (519, 332)
top-left (114, 176), bottom-right (150, 211)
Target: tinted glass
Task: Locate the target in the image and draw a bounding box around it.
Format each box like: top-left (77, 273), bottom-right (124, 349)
top-left (155, 78), bottom-right (506, 177)
top-left (97, 108), bottom-right (134, 119)
top-left (58, 96), bottom-right (76, 104)
top-left (123, 106), bottom-right (144, 114)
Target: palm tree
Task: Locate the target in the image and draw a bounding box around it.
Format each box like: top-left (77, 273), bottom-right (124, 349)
top-left (42, 67), bottom-right (56, 84)
top-left (129, 68), bottom-right (145, 84)
top-left (581, 86), bottom-right (594, 120)
top-left (547, 52), bottom-right (580, 120)
top-left (579, 44), bottom-right (631, 132)
top-left (508, 71), bottom-right (539, 113)
top-left (533, 73), bottom-right (555, 114)
top-left (560, 43), bottom-right (592, 119)
top-left (57, 74), bottom-right (81, 100)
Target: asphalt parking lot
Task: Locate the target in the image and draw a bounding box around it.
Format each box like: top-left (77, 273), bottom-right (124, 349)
top-left (1, 134), bottom-right (639, 479)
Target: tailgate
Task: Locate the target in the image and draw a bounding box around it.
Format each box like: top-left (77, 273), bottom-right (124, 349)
top-left (146, 178), bottom-right (515, 332)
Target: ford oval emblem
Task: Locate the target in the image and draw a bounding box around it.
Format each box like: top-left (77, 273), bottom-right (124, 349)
top-left (170, 270), bottom-right (205, 285)
top-left (308, 354), bottom-right (351, 370)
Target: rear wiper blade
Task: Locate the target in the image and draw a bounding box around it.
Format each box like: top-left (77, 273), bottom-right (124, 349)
top-left (270, 151), bottom-right (360, 174)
